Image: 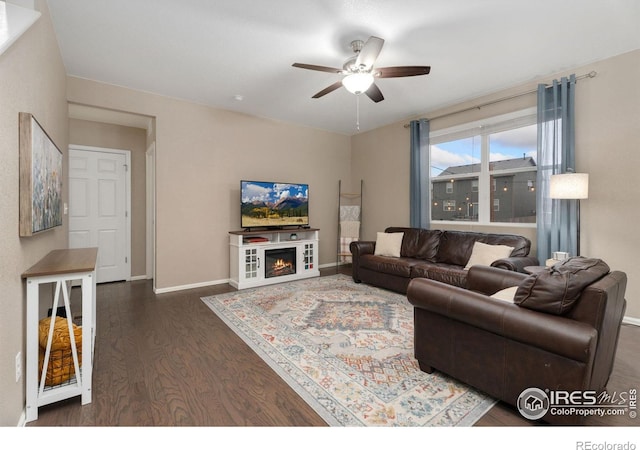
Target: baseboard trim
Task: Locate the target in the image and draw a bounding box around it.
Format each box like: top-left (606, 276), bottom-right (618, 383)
top-left (130, 275), bottom-right (147, 281)
top-left (623, 316), bottom-right (640, 327)
top-left (319, 261), bottom-right (351, 269)
top-left (154, 278), bottom-right (230, 294)
top-left (16, 409), bottom-right (26, 427)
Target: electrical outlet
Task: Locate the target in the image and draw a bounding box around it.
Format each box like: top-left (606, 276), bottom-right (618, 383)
top-left (15, 352), bottom-right (21, 382)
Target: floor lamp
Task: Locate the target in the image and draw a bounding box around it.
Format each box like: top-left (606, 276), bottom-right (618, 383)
top-left (550, 172), bottom-right (589, 256)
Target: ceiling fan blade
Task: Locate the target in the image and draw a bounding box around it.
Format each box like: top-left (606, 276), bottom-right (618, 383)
top-left (292, 63), bottom-right (343, 74)
top-left (312, 81), bottom-right (344, 98)
top-left (355, 36), bottom-right (384, 70)
top-left (375, 66), bottom-right (431, 78)
top-left (365, 83), bottom-right (384, 103)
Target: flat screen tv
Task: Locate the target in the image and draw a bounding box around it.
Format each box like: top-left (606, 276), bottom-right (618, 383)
top-left (241, 180), bottom-right (309, 229)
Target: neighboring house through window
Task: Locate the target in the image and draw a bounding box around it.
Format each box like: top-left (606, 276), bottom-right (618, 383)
top-left (429, 109), bottom-right (538, 225)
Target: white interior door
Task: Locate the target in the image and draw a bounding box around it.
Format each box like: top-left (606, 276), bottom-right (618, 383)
top-left (68, 146), bottom-right (131, 283)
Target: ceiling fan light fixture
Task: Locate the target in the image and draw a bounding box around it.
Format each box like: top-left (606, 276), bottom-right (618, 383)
top-left (293, 34), bottom-right (431, 103)
top-left (342, 72), bottom-right (374, 94)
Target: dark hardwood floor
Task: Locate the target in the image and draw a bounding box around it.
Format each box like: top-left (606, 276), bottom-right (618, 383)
top-left (28, 267), bottom-right (639, 427)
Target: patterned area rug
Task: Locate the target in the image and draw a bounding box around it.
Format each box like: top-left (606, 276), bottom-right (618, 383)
top-left (201, 274), bottom-right (496, 426)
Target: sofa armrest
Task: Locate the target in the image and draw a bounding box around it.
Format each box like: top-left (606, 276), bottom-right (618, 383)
top-left (407, 277), bottom-right (597, 363)
top-left (466, 265), bottom-right (528, 295)
top-left (349, 240), bottom-right (376, 282)
top-left (491, 256), bottom-right (540, 272)
top-left (350, 240), bottom-right (375, 256)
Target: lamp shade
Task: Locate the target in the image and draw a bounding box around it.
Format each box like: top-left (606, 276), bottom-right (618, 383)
top-left (342, 73), bottom-right (374, 94)
top-left (550, 173), bottom-right (589, 199)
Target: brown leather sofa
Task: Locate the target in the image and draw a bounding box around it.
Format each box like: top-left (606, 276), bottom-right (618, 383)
top-left (350, 227), bottom-right (538, 294)
top-left (407, 260), bottom-right (627, 424)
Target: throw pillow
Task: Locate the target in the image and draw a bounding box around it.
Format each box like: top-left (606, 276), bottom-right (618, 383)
top-left (374, 232), bottom-right (404, 257)
top-left (464, 241), bottom-right (514, 270)
top-left (514, 257), bottom-right (610, 315)
top-left (490, 286), bottom-right (518, 303)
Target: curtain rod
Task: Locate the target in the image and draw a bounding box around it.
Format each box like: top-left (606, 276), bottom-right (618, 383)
top-left (403, 70), bottom-right (597, 127)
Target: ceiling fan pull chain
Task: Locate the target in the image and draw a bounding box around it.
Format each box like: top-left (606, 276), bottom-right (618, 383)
top-left (356, 94), bottom-right (360, 131)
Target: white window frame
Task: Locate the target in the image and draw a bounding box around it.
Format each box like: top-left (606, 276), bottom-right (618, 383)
top-left (429, 108), bottom-right (537, 228)
top-left (446, 182), bottom-right (454, 194)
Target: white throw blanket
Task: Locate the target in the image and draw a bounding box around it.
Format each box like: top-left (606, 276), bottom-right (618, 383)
top-left (339, 206), bottom-right (360, 222)
top-left (339, 220), bottom-right (360, 263)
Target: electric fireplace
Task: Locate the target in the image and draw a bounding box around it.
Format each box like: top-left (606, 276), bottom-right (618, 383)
top-left (229, 228), bottom-right (320, 290)
top-left (265, 248), bottom-right (296, 278)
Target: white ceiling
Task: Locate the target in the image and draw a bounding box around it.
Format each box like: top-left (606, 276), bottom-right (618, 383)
top-left (47, 0), bottom-right (640, 135)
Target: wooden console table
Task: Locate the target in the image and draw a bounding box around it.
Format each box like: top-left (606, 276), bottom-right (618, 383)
top-left (22, 248), bottom-right (98, 423)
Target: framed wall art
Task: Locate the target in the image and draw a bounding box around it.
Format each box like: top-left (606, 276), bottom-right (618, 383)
top-left (19, 112), bottom-right (63, 236)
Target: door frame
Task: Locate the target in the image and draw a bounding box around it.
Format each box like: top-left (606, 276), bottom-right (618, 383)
top-left (145, 142), bottom-right (156, 288)
top-left (68, 144), bottom-right (132, 282)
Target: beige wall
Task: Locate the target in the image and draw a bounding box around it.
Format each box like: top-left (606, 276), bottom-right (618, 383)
top-left (352, 49), bottom-right (640, 320)
top-left (66, 77), bottom-right (353, 291)
top-left (577, 50), bottom-right (640, 319)
top-left (69, 119), bottom-right (148, 278)
top-left (350, 121), bottom-right (411, 241)
top-left (0, 0), bottom-right (68, 426)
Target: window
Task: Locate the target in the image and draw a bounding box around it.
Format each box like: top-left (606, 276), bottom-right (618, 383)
top-left (443, 200), bottom-right (456, 211)
top-left (429, 110), bottom-right (537, 225)
top-left (446, 182), bottom-right (454, 194)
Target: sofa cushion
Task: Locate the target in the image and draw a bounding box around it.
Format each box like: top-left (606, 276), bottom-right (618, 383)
top-left (464, 241), bottom-right (514, 270)
top-left (412, 263), bottom-right (468, 288)
top-left (436, 231), bottom-right (530, 266)
top-left (514, 257), bottom-right (610, 315)
top-left (385, 227), bottom-right (420, 257)
top-left (483, 233), bottom-right (531, 256)
top-left (360, 254), bottom-right (417, 278)
top-left (374, 232), bottom-right (404, 257)
top-left (415, 230), bottom-right (442, 262)
top-left (384, 227), bottom-right (441, 260)
top-left (435, 231), bottom-right (481, 266)
top-left (409, 262), bottom-right (435, 279)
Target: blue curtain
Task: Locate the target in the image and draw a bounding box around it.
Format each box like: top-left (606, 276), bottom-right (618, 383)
top-left (410, 119), bottom-right (430, 229)
top-left (536, 74), bottom-right (577, 262)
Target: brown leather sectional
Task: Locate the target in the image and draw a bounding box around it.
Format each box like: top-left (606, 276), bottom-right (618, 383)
top-left (349, 226), bottom-right (538, 294)
top-left (407, 262), bottom-right (627, 424)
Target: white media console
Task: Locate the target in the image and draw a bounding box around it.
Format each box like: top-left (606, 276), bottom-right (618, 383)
top-left (229, 228), bottom-right (320, 289)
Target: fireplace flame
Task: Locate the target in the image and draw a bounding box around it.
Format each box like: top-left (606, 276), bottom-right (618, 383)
top-left (273, 258), bottom-right (293, 271)
top-left (265, 250), bottom-right (296, 278)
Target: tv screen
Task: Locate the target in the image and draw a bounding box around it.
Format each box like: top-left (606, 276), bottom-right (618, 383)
top-left (241, 180), bottom-right (309, 229)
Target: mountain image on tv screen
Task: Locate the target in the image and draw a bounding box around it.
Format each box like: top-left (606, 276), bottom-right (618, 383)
top-left (241, 181), bottom-right (309, 228)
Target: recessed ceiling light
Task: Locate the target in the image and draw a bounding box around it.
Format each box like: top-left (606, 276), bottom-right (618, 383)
top-left (234, 94), bottom-right (244, 101)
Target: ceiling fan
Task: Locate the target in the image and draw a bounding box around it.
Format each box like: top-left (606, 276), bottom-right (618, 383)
top-left (292, 36), bottom-right (430, 103)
